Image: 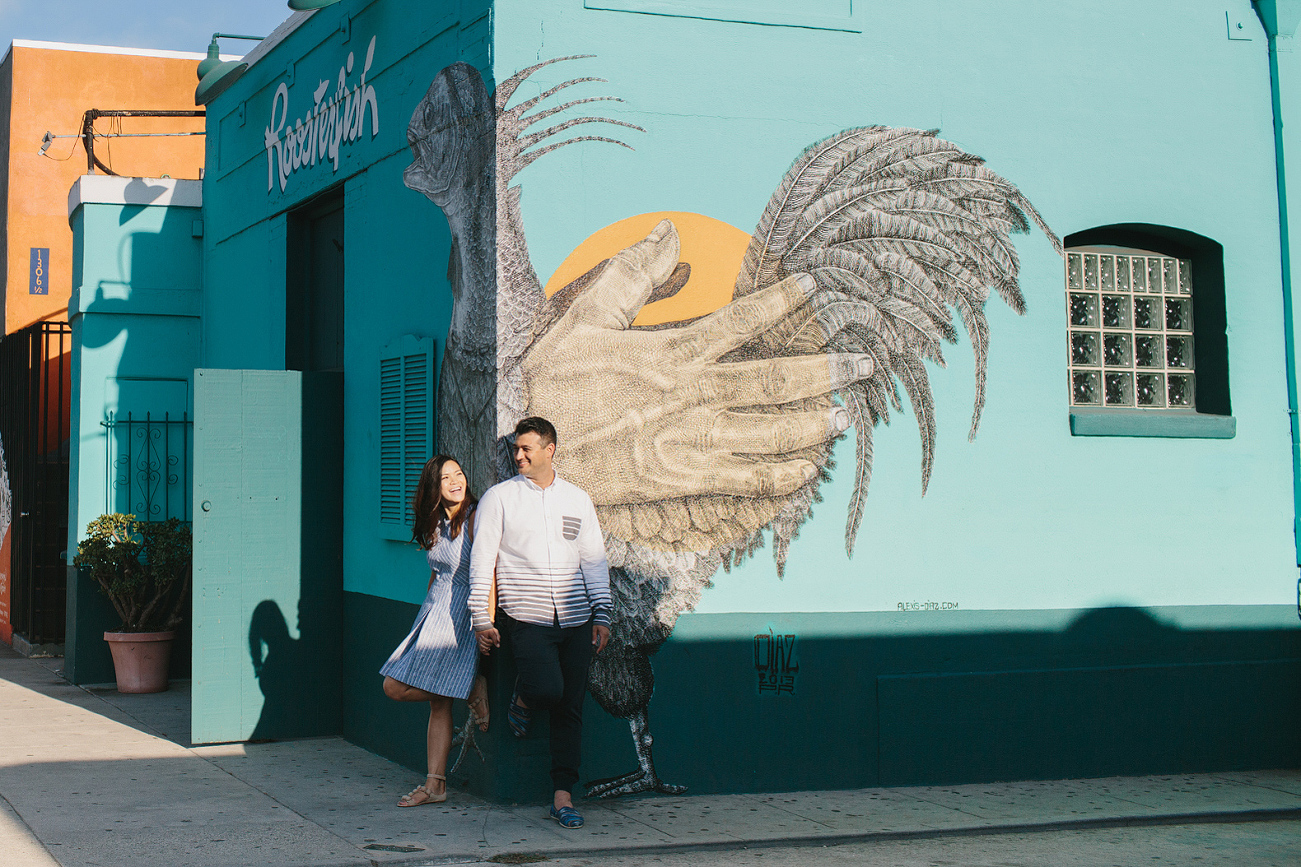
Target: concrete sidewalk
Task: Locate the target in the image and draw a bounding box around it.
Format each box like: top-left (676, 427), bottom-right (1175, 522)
top-left (1, 646), bottom-right (1298, 867)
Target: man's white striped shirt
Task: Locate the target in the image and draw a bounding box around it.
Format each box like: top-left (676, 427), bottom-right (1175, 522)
top-left (468, 472), bottom-right (611, 631)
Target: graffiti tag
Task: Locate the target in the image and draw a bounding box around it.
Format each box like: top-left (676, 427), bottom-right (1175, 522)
top-left (754, 628), bottom-right (798, 695)
top-left (265, 35), bottom-right (379, 193)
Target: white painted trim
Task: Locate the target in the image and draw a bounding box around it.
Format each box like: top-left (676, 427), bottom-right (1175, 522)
top-left (6, 39), bottom-right (242, 62)
top-left (68, 175), bottom-right (202, 217)
top-left (241, 10), bottom-right (316, 69)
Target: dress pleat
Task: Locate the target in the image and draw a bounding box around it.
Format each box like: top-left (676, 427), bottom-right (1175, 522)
top-left (379, 523), bottom-right (477, 700)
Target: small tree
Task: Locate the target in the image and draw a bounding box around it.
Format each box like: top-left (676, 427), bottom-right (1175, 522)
top-left (73, 513), bottom-right (191, 633)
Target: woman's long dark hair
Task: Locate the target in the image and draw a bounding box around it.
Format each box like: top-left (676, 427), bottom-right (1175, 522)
top-left (410, 455), bottom-right (478, 549)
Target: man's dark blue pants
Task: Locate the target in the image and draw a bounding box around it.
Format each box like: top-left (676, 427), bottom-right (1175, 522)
top-left (501, 611), bottom-right (594, 792)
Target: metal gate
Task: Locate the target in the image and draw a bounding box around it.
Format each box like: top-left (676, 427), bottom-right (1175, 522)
top-left (0, 321), bottom-right (72, 646)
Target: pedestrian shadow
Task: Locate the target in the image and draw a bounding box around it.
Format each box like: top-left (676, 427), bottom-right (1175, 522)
top-left (248, 599), bottom-right (324, 741)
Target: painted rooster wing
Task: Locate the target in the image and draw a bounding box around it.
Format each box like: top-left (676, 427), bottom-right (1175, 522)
top-left (729, 125), bottom-right (1063, 565)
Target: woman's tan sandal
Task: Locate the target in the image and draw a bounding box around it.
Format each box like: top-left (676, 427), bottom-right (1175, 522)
top-left (398, 773), bottom-right (447, 807)
top-left (467, 675), bottom-right (490, 732)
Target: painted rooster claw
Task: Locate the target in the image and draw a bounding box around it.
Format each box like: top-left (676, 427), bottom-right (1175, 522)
top-left (449, 714), bottom-right (485, 775)
top-left (585, 769), bottom-right (687, 798)
top-left (583, 710), bottom-right (686, 798)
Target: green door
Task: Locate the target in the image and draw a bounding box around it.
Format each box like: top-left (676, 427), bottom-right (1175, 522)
top-left (191, 369), bottom-right (342, 744)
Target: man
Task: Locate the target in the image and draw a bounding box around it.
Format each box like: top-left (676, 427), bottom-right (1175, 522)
top-left (469, 416), bottom-right (611, 828)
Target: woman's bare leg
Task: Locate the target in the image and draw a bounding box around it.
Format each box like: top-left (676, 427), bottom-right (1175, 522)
top-left (426, 695), bottom-right (453, 795)
top-left (397, 693), bottom-right (454, 806)
top-left (384, 675), bottom-right (436, 702)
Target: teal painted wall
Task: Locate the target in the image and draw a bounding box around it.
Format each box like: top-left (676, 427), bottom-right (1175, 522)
top-left (1259, 1), bottom-right (1301, 550)
top-left (191, 369), bottom-right (343, 743)
top-left (194, 0), bottom-right (1301, 796)
top-left (489, 0), bottom-right (1296, 617)
top-left (64, 181), bottom-right (202, 683)
top-left (201, 0), bottom-right (488, 610)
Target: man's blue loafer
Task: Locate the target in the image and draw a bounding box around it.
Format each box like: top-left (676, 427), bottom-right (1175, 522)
top-left (549, 805), bottom-right (584, 828)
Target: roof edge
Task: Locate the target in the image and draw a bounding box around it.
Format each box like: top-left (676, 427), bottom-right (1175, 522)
top-left (68, 175), bottom-right (203, 218)
top-left (241, 10), bottom-right (315, 70)
top-left (7, 39), bottom-right (236, 62)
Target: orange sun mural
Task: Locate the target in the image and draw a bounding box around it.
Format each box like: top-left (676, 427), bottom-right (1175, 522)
top-left (543, 211), bottom-right (751, 327)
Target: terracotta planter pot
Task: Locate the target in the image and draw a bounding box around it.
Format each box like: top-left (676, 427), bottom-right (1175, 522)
top-left (103, 631), bottom-right (175, 694)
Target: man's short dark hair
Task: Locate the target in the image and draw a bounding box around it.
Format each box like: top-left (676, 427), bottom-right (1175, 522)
top-left (515, 416), bottom-right (557, 448)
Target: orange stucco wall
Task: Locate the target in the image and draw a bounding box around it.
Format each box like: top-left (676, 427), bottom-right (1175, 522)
top-left (3, 43), bottom-right (207, 335)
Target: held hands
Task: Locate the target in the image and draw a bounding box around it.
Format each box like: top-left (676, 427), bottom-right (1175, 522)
top-left (520, 220), bottom-right (866, 506)
top-left (476, 627), bottom-right (501, 655)
top-left (592, 624), bottom-right (610, 654)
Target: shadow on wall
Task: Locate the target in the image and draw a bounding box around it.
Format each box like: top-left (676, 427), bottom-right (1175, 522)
top-left (242, 374), bottom-right (345, 742)
top-left (248, 600), bottom-right (315, 741)
top-left (342, 595), bottom-right (1301, 801)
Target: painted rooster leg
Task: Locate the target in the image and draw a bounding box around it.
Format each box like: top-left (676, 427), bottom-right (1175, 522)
top-left (584, 710), bottom-right (686, 798)
top-left (449, 715), bottom-right (484, 775)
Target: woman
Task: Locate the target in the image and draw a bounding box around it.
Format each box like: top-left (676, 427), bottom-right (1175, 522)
top-left (381, 455), bottom-right (490, 806)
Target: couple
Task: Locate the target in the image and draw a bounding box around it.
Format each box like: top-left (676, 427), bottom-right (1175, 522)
top-left (379, 416), bottom-right (611, 829)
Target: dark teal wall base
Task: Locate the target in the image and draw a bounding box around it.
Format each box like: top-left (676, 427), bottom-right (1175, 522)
top-left (878, 659), bottom-right (1300, 785)
top-left (65, 566), bottom-right (193, 686)
top-left (343, 593), bottom-right (1301, 801)
top-left (1070, 409), bottom-right (1236, 438)
top-left (65, 565), bottom-right (116, 685)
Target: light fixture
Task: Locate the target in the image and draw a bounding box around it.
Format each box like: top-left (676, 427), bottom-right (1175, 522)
top-left (195, 33), bottom-right (266, 106)
top-left (288, 0), bottom-right (343, 9)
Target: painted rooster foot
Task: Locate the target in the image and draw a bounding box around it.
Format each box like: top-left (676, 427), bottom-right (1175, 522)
top-left (449, 715), bottom-right (484, 775)
top-left (584, 768), bottom-right (687, 798)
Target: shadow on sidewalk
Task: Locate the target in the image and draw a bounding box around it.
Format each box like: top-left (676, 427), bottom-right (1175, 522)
top-left (4, 643), bottom-right (195, 748)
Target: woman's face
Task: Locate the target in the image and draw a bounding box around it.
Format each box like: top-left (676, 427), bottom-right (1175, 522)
top-left (439, 461), bottom-right (467, 507)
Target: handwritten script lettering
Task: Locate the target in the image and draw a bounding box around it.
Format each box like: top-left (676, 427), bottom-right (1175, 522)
top-left (265, 35), bottom-right (379, 193)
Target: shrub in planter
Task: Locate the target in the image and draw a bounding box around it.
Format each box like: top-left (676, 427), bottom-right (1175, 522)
top-left (73, 513), bottom-right (191, 692)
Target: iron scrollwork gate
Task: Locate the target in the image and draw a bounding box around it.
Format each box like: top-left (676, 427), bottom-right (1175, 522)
top-left (101, 412), bottom-right (192, 523)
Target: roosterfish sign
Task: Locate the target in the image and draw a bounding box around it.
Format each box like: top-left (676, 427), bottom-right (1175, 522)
top-left (404, 55), bottom-right (1061, 797)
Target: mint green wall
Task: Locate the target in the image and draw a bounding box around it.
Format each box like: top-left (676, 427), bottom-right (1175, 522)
top-left (65, 188), bottom-right (202, 683)
top-left (1258, 0), bottom-right (1301, 551)
top-left (67, 196), bottom-right (202, 551)
top-left (188, 0), bottom-right (1301, 796)
top-left (490, 0), bottom-right (1297, 618)
top-left (201, 0), bottom-right (1301, 614)
top-left (201, 0), bottom-right (490, 608)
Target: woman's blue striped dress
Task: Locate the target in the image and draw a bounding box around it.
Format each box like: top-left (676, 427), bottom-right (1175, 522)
top-left (379, 521), bottom-right (477, 700)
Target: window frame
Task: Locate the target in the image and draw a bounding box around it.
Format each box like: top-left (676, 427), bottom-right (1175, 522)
top-left (1062, 224), bottom-right (1234, 439)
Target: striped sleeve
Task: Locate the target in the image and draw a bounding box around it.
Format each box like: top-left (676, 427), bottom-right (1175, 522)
top-left (468, 488), bottom-right (503, 631)
top-left (576, 494), bottom-right (612, 628)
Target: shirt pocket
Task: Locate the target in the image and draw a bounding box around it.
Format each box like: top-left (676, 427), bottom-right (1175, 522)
top-left (561, 515), bottom-right (582, 541)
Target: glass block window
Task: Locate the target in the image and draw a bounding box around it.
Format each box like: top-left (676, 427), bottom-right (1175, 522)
top-left (1066, 249), bottom-right (1194, 410)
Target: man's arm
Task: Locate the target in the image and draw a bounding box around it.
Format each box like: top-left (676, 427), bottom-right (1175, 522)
top-left (468, 488), bottom-right (504, 632)
top-left (576, 494), bottom-right (612, 630)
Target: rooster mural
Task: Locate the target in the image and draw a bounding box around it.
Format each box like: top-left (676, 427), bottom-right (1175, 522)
top-left (0, 434), bottom-right (10, 557)
top-left (405, 56), bottom-right (1060, 797)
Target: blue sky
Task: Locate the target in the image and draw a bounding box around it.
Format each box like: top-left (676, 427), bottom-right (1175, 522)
top-left (0, 0), bottom-right (294, 56)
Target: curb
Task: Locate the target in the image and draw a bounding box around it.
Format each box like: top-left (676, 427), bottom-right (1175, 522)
top-left (345, 805), bottom-right (1301, 866)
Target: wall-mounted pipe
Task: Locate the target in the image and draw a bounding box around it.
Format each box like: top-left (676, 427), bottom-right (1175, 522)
top-left (1255, 1), bottom-right (1301, 570)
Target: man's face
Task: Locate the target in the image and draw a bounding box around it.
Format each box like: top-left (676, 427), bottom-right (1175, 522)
top-left (514, 431), bottom-right (555, 481)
